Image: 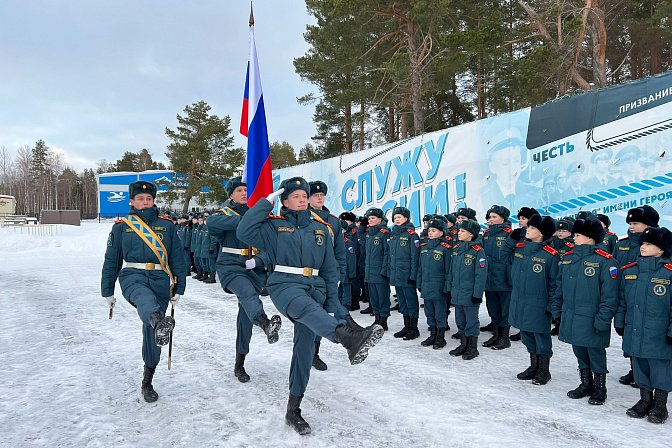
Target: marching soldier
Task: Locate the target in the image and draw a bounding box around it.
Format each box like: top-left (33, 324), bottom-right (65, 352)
top-left (101, 181), bottom-right (187, 402)
top-left (207, 176), bottom-right (282, 383)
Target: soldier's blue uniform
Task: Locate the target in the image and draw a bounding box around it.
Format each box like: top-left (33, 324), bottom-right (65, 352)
top-left (417, 238), bottom-right (452, 336)
top-left (340, 224), bottom-right (359, 308)
top-left (482, 219), bottom-right (513, 349)
top-left (614, 231), bottom-right (643, 266)
top-left (362, 214), bottom-right (391, 322)
top-left (448, 240), bottom-right (487, 338)
top-left (387, 220), bottom-right (420, 319)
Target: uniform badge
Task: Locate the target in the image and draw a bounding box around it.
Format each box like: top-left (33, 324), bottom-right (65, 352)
top-left (316, 235), bottom-right (324, 246)
top-left (497, 240), bottom-right (503, 247)
top-left (400, 240), bottom-right (407, 247)
top-left (609, 266), bottom-right (618, 279)
top-left (107, 233), bottom-right (113, 246)
top-left (465, 258), bottom-right (472, 265)
top-left (584, 267), bottom-right (596, 277)
top-left (434, 253), bottom-right (442, 261)
top-left (532, 263), bottom-right (543, 273)
top-left (374, 238), bottom-right (380, 246)
top-left (348, 246), bottom-right (354, 253)
top-left (157, 233), bottom-right (164, 241)
top-left (654, 284), bottom-right (667, 296)
top-left (479, 258), bottom-right (486, 268)
top-left (414, 240), bottom-right (420, 248)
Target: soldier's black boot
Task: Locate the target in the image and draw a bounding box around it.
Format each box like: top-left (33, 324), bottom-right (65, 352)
top-left (451, 331), bottom-right (461, 339)
top-left (648, 389), bottom-right (669, 424)
top-left (334, 322), bottom-right (384, 365)
top-left (449, 334), bottom-right (467, 356)
top-left (510, 331), bottom-right (522, 341)
top-left (390, 301), bottom-right (400, 311)
top-left (312, 341), bottom-right (328, 371)
top-left (234, 352), bottom-right (250, 383)
top-left (150, 311), bottom-right (175, 346)
top-left (517, 354), bottom-right (540, 380)
top-left (204, 272), bottom-right (216, 283)
top-left (492, 326), bottom-right (511, 350)
top-left (379, 316), bottom-right (389, 331)
top-left (482, 326), bottom-right (500, 347)
top-left (193, 269), bottom-right (203, 280)
top-left (403, 317), bottom-right (420, 341)
top-left (532, 357), bottom-right (552, 385)
top-left (480, 321), bottom-right (494, 332)
top-left (360, 304), bottom-right (373, 314)
top-left (568, 368), bottom-right (594, 399)
top-left (462, 336), bottom-right (479, 360)
top-left (588, 372), bottom-right (607, 405)
top-left (421, 326), bottom-right (437, 347)
top-left (627, 388), bottom-right (654, 418)
top-left (141, 365), bottom-right (159, 403)
top-left (285, 394), bottom-right (311, 435)
top-left (349, 297), bottom-right (360, 311)
top-left (256, 313), bottom-right (281, 344)
top-left (394, 316), bottom-right (410, 338)
top-left (433, 328), bottom-right (447, 350)
top-left (619, 358), bottom-right (637, 387)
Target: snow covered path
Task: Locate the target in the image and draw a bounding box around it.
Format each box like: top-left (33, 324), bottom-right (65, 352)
top-left (1, 222), bottom-right (669, 447)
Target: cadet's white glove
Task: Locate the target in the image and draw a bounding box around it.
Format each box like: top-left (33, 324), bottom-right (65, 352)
top-left (105, 296), bottom-right (116, 308)
top-left (245, 258), bottom-right (257, 270)
top-left (170, 294), bottom-right (182, 305)
top-left (266, 188), bottom-right (285, 204)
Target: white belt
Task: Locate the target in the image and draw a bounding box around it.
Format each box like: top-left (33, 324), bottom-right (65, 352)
top-left (275, 265), bottom-right (320, 277)
top-left (125, 262), bottom-right (163, 271)
top-left (221, 247), bottom-right (256, 256)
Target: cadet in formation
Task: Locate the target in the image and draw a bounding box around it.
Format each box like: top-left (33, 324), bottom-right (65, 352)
top-left (101, 181), bottom-right (187, 402)
top-left (207, 177), bottom-right (282, 383)
top-left (361, 208), bottom-right (391, 330)
top-left (236, 177), bottom-right (384, 435)
top-left (615, 226), bottom-right (672, 424)
top-left (552, 217), bottom-right (619, 406)
top-left (339, 211), bottom-right (361, 311)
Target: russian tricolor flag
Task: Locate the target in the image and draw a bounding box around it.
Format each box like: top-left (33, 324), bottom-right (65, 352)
top-left (241, 11), bottom-right (273, 207)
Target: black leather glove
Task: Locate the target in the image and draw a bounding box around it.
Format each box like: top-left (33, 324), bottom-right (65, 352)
top-left (553, 316), bottom-right (561, 326)
top-left (510, 228), bottom-right (523, 241)
top-left (409, 279), bottom-right (416, 286)
top-left (667, 335), bottom-right (672, 346)
top-left (209, 249), bottom-right (214, 254)
top-left (471, 296), bottom-right (483, 304)
top-left (615, 327), bottom-right (624, 337)
top-left (545, 310), bottom-right (552, 316)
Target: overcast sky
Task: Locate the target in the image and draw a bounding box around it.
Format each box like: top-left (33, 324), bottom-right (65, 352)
top-left (0, 1), bottom-right (317, 172)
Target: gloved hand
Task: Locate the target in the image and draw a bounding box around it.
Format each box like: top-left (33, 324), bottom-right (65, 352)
top-left (209, 249), bottom-right (214, 255)
top-left (443, 291), bottom-right (451, 301)
top-left (553, 316), bottom-right (561, 326)
top-left (266, 188), bottom-right (285, 204)
top-left (510, 228), bottom-right (524, 241)
top-left (471, 296), bottom-right (483, 304)
top-left (615, 327), bottom-right (624, 336)
top-left (105, 296), bottom-right (116, 308)
top-left (667, 335), bottom-right (672, 346)
top-left (245, 258), bottom-right (257, 270)
top-left (170, 294), bottom-right (182, 305)
top-left (409, 279), bottom-right (416, 286)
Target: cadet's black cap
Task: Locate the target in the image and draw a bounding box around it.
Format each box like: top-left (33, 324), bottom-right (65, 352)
top-left (340, 211), bottom-right (356, 222)
top-left (392, 206), bottom-right (411, 220)
top-left (576, 210), bottom-right (595, 221)
top-left (225, 176), bottom-right (246, 197)
top-left (366, 208), bottom-right (384, 219)
top-left (427, 218), bottom-right (446, 234)
top-left (129, 181), bottom-right (157, 199)
top-left (423, 214), bottom-right (433, 222)
top-left (444, 213), bottom-right (457, 224)
top-left (527, 214), bottom-right (557, 241)
top-left (640, 227), bottom-right (672, 258)
top-left (459, 219), bottom-right (481, 237)
top-left (517, 207), bottom-right (539, 220)
top-left (572, 217), bottom-right (605, 243)
top-left (280, 177), bottom-right (310, 202)
top-left (309, 180), bottom-right (328, 196)
top-left (596, 214), bottom-right (611, 229)
top-left (557, 219), bottom-right (573, 232)
top-left (626, 205), bottom-right (660, 227)
top-left (433, 214), bottom-right (448, 224)
top-left (486, 205), bottom-right (510, 221)
top-left (456, 207), bottom-right (477, 220)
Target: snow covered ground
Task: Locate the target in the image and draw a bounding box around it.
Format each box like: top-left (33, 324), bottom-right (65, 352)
top-left (1, 221), bottom-right (670, 447)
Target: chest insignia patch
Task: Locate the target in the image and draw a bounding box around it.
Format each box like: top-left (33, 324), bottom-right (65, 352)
top-left (278, 226), bottom-right (295, 233)
top-left (584, 267), bottom-right (596, 277)
top-left (532, 263), bottom-right (543, 273)
top-left (653, 284), bottom-right (667, 296)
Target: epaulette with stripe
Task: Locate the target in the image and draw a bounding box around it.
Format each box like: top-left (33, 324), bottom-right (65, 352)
top-left (595, 249), bottom-right (613, 259)
top-left (606, 231), bottom-right (616, 236)
top-left (665, 264), bottom-right (672, 272)
top-left (268, 214), bottom-right (286, 220)
top-left (565, 242), bottom-right (574, 248)
top-left (310, 214), bottom-right (331, 227)
top-left (419, 242), bottom-right (427, 247)
top-left (115, 219), bottom-right (123, 224)
top-left (503, 227), bottom-right (512, 233)
top-left (450, 229), bottom-right (458, 235)
top-left (515, 242), bottom-right (525, 248)
top-left (472, 245), bottom-right (482, 252)
top-left (158, 216), bottom-right (173, 222)
top-left (483, 229), bottom-right (490, 234)
top-left (543, 245), bottom-right (558, 255)
top-left (440, 242), bottom-right (451, 249)
top-left (379, 228), bottom-right (388, 233)
top-left (620, 262), bottom-right (637, 270)
top-left (618, 235), bottom-right (629, 242)
top-left (407, 228), bottom-right (416, 235)
top-left (344, 237), bottom-right (350, 243)
top-left (330, 213), bottom-right (339, 220)
top-left (564, 250), bottom-right (574, 256)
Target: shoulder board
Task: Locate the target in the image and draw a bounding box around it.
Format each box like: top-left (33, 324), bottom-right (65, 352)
top-left (114, 219), bottom-right (123, 224)
top-left (158, 216), bottom-right (172, 222)
top-left (351, 228), bottom-right (357, 234)
top-left (515, 242), bottom-right (525, 248)
top-left (483, 229), bottom-right (490, 233)
top-left (618, 235), bottom-right (629, 242)
top-left (268, 214), bottom-right (286, 220)
top-left (440, 242), bottom-right (451, 249)
top-left (330, 213), bottom-right (339, 220)
top-left (543, 245), bottom-right (558, 255)
top-left (344, 237), bottom-right (350, 242)
top-left (406, 228), bottom-right (416, 235)
top-left (215, 209), bottom-right (224, 213)
top-left (419, 242), bottom-right (427, 247)
top-left (665, 264), bottom-right (672, 272)
top-left (380, 228), bottom-right (388, 233)
top-left (606, 231), bottom-right (616, 236)
top-left (310, 215), bottom-right (331, 227)
top-left (472, 245), bottom-right (482, 252)
top-left (564, 250), bottom-right (574, 256)
top-left (620, 262), bottom-right (638, 270)
top-left (565, 242), bottom-right (574, 248)
top-left (451, 229), bottom-right (458, 235)
top-left (595, 249), bottom-right (613, 259)
top-left (503, 227), bottom-right (512, 233)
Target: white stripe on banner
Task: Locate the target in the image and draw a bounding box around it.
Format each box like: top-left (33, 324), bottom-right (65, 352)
top-left (248, 27), bottom-right (262, 130)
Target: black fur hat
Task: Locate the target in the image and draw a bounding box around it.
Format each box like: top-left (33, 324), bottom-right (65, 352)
top-left (459, 219), bottom-right (481, 237)
top-left (596, 214), bottom-right (611, 229)
top-left (517, 207), bottom-right (539, 220)
top-left (366, 208), bottom-right (384, 219)
top-left (279, 177), bottom-right (310, 202)
top-left (576, 211), bottom-right (595, 221)
top-left (444, 213), bottom-right (457, 225)
top-left (486, 205), bottom-right (511, 221)
top-left (392, 206), bottom-right (411, 220)
top-left (640, 227), bottom-right (672, 258)
top-left (433, 214), bottom-right (448, 224)
top-left (423, 214), bottom-right (433, 222)
top-left (129, 181), bottom-right (157, 199)
top-left (527, 214), bottom-right (557, 241)
top-left (225, 176), bottom-right (246, 197)
top-left (557, 219), bottom-right (573, 232)
top-left (340, 211), bottom-right (356, 222)
top-left (309, 180), bottom-right (328, 196)
top-left (626, 205), bottom-right (660, 227)
top-left (572, 217), bottom-right (606, 243)
top-left (427, 218), bottom-right (446, 234)
top-left (456, 207), bottom-right (477, 220)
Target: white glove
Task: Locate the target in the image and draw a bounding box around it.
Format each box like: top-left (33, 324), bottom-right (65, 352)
top-left (105, 296), bottom-right (116, 308)
top-left (266, 188), bottom-right (285, 204)
top-left (170, 294), bottom-right (182, 305)
top-left (245, 258), bottom-right (257, 270)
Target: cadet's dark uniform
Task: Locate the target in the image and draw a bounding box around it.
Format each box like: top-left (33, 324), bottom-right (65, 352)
top-left (101, 205), bottom-right (187, 369)
top-left (551, 237), bottom-right (574, 257)
top-left (482, 222), bottom-right (513, 346)
top-left (603, 231), bottom-right (618, 254)
top-left (387, 221), bottom-right (420, 319)
top-left (447, 240), bottom-right (487, 338)
top-left (340, 224), bottom-right (359, 307)
top-left (417, 238), bottom-right (451, 330)
top-left (363, 221), bottom-right (391, 320)
top-left (614, 231), bottom-right (643, 265)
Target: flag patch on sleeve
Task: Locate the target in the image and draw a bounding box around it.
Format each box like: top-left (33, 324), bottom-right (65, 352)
top-left (609, 266), bottom-right (618, 278)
